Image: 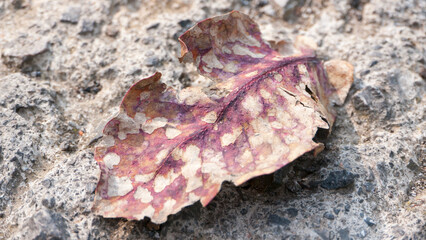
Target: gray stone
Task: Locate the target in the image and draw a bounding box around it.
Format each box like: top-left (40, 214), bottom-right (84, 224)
top-left (0, 73), bottom-right (58, 214)
top-left (144, 56), bottom-right (161, 67)
top-left (286, 180), bottom-right (302, 193)
top-left (267, 214), bottom-right (291, 226)
top-left (323, 212), bottom-right (335, 220)
top-left (17, 209), bottom-right (70, 240)
top-left (352, 86), bottom-right (388, 116)
top-left (364, 217), bottom-right (377, 227)
top-left (286, 208), bottom-right (298, 218)
top-left (333, 207), bottom-right (341, 215)
top-left (79, 19), bottom-right (96, 35)
top-left (364, 182), bottom-right (375, 192)
top-left (60, 7), bottom-right (81, 24)
top-left (282, 0), bottom-right (306, 22)
top-left (105, 25), bottom-right (119, 38)
top-left (358, 228), bottom-right (368, 238)
top-left (338, 228), bottom-right (350, 240)
top-left (320, 170), bottom-right (356, 190)
top-left (1, 36), bottom-right (49, 68)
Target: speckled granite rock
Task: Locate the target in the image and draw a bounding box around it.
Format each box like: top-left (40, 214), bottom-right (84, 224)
top-left (0, 0), bottom-right (424, 239)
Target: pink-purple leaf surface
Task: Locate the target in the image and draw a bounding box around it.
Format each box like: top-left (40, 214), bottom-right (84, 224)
top-left (92, 11), bottom-right (354, 224)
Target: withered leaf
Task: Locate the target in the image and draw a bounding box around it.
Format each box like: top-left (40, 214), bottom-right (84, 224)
top-left (92, 11), bottom-right (354, 223)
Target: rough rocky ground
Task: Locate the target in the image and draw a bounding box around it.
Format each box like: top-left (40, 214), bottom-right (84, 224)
top-left (0, 0), bottom-right (424, 239)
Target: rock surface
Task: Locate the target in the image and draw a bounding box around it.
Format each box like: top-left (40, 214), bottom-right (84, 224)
top-left (0, 0), bottom-right (424, 239)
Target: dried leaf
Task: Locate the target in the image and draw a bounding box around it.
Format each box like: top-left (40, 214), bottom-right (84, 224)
top-left (92, 11), bottom-right (354, 223)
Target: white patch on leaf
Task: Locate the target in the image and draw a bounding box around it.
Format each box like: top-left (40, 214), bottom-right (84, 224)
top-left (284, 134), bottom-right (300, 144)
top-left (178, 87), bottom-right (212, 106)
top-left (249, 117), bottom-right (274, 148)
top-left (222, 46), bottom-right (232, 54)
top-left (249, 117), bottom-right (289, 165)
top-left (156, 199), bottom-right (176, 223)
top-left (107, 176), bottom-right (133, 197)
top-left (100, 199), bottom-right (128, 213)
top-left (202, 149), bottom-right (229, 183)
top-left (101, 135), bottom-right (115, 148)
top-left (153, 170), bottom-right (180, 193)
top-left (118, 132), bottom-right (127, 140)
top-left (223, 61), bottom-right (239, 73)
top-left (155, 149), bottom-right (169, 165)
top-left (139, 92), bottom-right (150, 101)
top-left (235, 19), bottom-right (261, 47)
top-left (232, 44), bottom-right (265, 58)
top-left (238, 149), bottom-right (253, 168)
top-left (134, 205), bottom-right (155, 219)
top-left (142, 117), bottom-right (168, 134)
top-left (274, 73), bottom-right (283, 82)
top-left (117, 113), bottom-right (140, 140)
top-left (276, 110), bottom-right (297, 128)
top-left (188, 192), bottom-right (199, 202)
top-left (203, 66), bottom-right (212, 73)
top-left (182, 145), bottom-right (203, 192)
top-left (135, 173), bottom-right (155, 183)
top-left (220, 126), bottom-right (242, 147)
top-left (245, 70), bottom-right (258, 78)
top-left (165, 127), bottom-right (182, 139)
top-left (260, 89), bottom-right (271, 100)
top-left (298, 64), bottom-right (310, 82)
top-left (270, 121), bottom-right (283, 129)
top-left (201, 111), bottom-right (217, 123)
top-left (134, 112), bottom-right (147, 127)
top-left (203, 50), bottom-right (224, 69)
top-left (134, 186), bottom-right (153, 203)
top-left (103, 152), bottom-right (121, 169)
top-left (242, 95), bottom-right (263, 118)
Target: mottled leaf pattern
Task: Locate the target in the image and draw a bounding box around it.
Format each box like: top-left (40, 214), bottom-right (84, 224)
top-left (92, 11), bottom-right (353, 224)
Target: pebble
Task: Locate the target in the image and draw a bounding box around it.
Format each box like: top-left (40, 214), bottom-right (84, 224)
top-left (286, 180), bottom-right (302, 193)
top-left (257, 0), bottom-right (269, 7)
top-left (333, 208), bottom-right (341, 215)
top-left (2, 37), bottom-right (49, 68)
top-left (352, 86), bottom-right (387, 114)
top-left (18, 209), bottom-right (70, 239)
top-left (360, 69), bottom-right (370, 76)
top-left (105, 26), bottom-right (119, 38)
top-left (407, 159), bottom-right (421, 172)
top-left (173, 19), bottom-right (193, 40)
top-left (178, 19), bottom-right (192, 28)
top-left (60, 7), bottom-right (81, 24)
top-left (267, 214), bottom-right (291, 226)
top-left (41, 179), bottom-right (51, 188)
top-left (286, 208), bottom-right (298, 218)
top-left (320, 170), bottom-right (356, 190)
top-left (323, 212), bottom-right (335, 220)
top-left (127, 67), bottom-right (142, 76)
top-left (345, 204), bottom-right (351, 212)
top-left (147, 23), bottom-right (160, 30)
top-left (364, 217), bottom-right (377, 227)
top-left (79, 20), bottom-right (96, 35)
top-left (364, 182), bottom-right (375, 192)
top-left (41, 197), bottom-right (55, 209)
top-left (338, 228), bottom-right (350, 240)
top-left (358, 229), bottom-right (367, 238)
top-left (144, 56), bottom-right (160, 67)
top-left (369, 60), bottom-right (378, 67)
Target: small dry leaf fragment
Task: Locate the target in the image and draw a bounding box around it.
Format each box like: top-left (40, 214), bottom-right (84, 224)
top-left (92, 11), bottom-right (354, 224)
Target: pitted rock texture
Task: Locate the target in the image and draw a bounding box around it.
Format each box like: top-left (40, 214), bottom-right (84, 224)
top-left (0, 0), bottom-right (424, 239)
